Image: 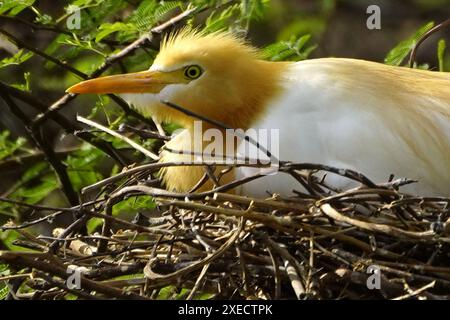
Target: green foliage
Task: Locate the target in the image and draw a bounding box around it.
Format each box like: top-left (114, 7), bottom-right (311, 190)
top-left (0, 162), bottom-right (57, 219)
top-left (95, 22), bottom-right (136, 43)
top-left (86, 196), bottom-right (156, 234)
top-left (0, 264), bottom-right (10, 299)
top-left (157, 286), bottom-right (189, 299)
top-left (262, 34), bottom-right (316, 61)
top-left (384, 21), bottom-right (434, 66)
top-left (61, 36), bottom-right (107, 58)
top-left (1, 230), bottom-right (25, 251)
top-left (112, 196), bottom-right (156, 216)
top-left (86, 217), bottom-right (103, 234)
top-left (66, 144), bottom-right (105, 192)
top-left (195, 292), bottom-right (215, 300)
top-left (204, 0), bottom-right (270, 33)
top-left (0, 49), bottom-right (34, 69)
top-left (277, 17), bottom-right (326, 41)
top-left (240, 0), bottom-right (270, 21)
top-left (0, 131), bottom-right (27, 161)
top-left (204, 4), bottom-right (241, 33)
top-left (128, 0), bottom-right (183, 33)
top-left (92, 0), bottom-right (183, 43)
top-left (64, 0), bottom-right (126, 31)
top-left (10, 72), bottom-right (31, 92)
top-left (156, 286), bottom-right (213, 299)
top-left (163, 122), bottom-right (183, 135)
top-left (13, 171), bottom-right (58, 205)
top-left (0, 285), bottom-right (9, 300)
top-left (157, 285), bottom-right (176, 299)
top-left (0, 0), bottom-right (36, 15)
top-left (437, 39), bottom-right (446, 71)
top-left (64, 293), bottom-right (79, 300)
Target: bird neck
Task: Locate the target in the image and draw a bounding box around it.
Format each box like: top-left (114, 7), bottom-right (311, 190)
top-left (202, 60), bottom-right (291, 130)
top-left (226, 60), bottom-right (291, 130)
top-left (158, 60), bottom-right (291, 192)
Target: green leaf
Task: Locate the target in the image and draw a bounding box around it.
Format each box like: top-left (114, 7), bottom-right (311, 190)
top-left (0, 161), bottom-right (55, 216)
top-left (58, 0), bottom-right (126, 36)
top-left (0, 0), bottom-right (36, 15)
top-left (195, 292), bottom-right (215, 300)
top-left (112, 196), bottom-right (156, 216)
top-left (111, 273), bottom-right (144, 281)
top-left (277, 17), bottom-right (326, 41)
top-left (86, 217), bottom-right (103, 234)
top-left (14, 175), bottom-right (58, 204)
top-left (175, 288), bottom-right (189, 299)
top-left (127, 0), bottom-right (182, 34)
top-left (0, 264), bottom-right (10, 277)
top-left (163, 123), bottom-right (183, 135)
top-left (2, 162), bottom-right (57, 208)
top-left (0, 49), bottom-right (34, 69)
top-left (240, 0), bottom-right (270, 21)
top-left (153, 1), bottom-right (183, 23)
top-left (0, 230), bottom-right (25, 251)
top-left (0, 130), bottom-right (27, 160)
top-left (34, 13), bottom-right (53, 25)
top-left (95, 22), bottom-right (136, 43)
top-left (20, 162), bottom-right (48, 183)
top-left (10, 72), bottom-right (31, 92)
top-left (59, 37), bottom-right (107, 57)
top-left (64, 293), bottom-right (78, 300)
top-left (44, 34), bottom-right (70, 57)
top-left (262, 34), bottom-right (316, 61)
top-left (384, 22), bottom-right (435, 66)
top-left (157, 286), bottom-right (176, 299)
top-left (0, 264), bottom-right (10, 293)
top-left (0, 285), bottom-right (9, 300)
top-left (156, 286), bottom-right (190, 299)
top-left (437, 39), bottom-right (446, 72)
top-left (66, 144), bottom-right (105, 192)
top-left (204, 4), bottom-right (240, 33)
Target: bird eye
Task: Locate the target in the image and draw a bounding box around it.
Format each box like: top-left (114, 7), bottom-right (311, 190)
top-left (184, 65), bottom-right (203, 80)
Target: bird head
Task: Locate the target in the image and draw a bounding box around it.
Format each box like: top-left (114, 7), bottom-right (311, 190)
top-left (67, 29), bottom-right (287, 129)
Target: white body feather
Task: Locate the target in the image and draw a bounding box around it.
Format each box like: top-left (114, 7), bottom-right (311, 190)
top-left (237, 58), bottom-right (450, 197)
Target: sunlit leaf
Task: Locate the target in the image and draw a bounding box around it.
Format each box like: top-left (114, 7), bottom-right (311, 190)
top-left (204, 4), bottom-right (240, 33)
top-left (262, 34), bottom-right (316, 61)
top-left (0, 0), bottom-right (36, 15)
top-left (95, 22), bottom-right (136, 43)
top-left (10, 72), bottom-right (31, 92)
top-left (86, 217), bottom-right (103, 234)
top-left (437, 39), bottom-right (446, 71)
top-left (0, 49), bottom-right (33, 69)
top-left (0, 285), bottom-right (9, 300)
top-left (65, 145), bottom-right (105, 192)
top-left (0, 130), bottom-right (27, 160)
top-left (384, 21), bottom-right (434, 66)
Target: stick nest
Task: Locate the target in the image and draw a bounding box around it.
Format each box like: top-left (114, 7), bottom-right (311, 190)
top-left (2, 159), bottom-right (449, 300)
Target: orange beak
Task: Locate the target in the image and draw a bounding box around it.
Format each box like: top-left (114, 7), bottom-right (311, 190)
top-left (66, 70), bottom-right (170, 94)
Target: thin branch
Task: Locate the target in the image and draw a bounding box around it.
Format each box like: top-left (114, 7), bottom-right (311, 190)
top-left (0, 29), bottom-right (87, 78)
top-left (409, 18), bottom-right (450, 68)
top-left (0, 89), bottom-right (78, 205)
top-left (0, 81), bottom-right (128, 165)
top-left (77, 115), bottom-right (159, 160)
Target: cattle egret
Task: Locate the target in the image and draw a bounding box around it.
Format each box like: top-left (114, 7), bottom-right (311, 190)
top-left (68, 30), bottom-right (450, 197)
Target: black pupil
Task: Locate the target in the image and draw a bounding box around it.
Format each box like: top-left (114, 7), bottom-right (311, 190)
top-left (189, 68), bottom-right (197, 77)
